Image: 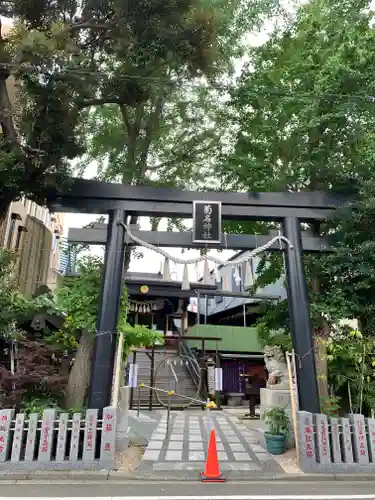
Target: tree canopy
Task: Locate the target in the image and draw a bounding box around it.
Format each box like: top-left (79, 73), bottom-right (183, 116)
top-left (2, 0), bottom-right (282, 223)
top-left (223, 0), bottom-right (375, 194)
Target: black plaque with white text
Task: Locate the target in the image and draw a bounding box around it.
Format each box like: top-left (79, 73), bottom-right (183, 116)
top-left (192, 201), bottom-right (221, 244)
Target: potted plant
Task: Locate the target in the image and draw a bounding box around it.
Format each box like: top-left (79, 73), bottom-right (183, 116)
top-left (262, 407), bottom-right (290, 455)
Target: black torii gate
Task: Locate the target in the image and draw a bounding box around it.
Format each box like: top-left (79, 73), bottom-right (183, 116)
top-left (48, 178), bottom-right (348, 414)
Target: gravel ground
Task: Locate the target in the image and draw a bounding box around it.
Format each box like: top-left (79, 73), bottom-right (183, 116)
top-left (225, 408), bottom-right (302, 475)
top-left (116, 446), bottom-right (144, 473)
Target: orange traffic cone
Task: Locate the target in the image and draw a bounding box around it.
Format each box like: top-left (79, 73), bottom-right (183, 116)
top-left (200, 429), bottom-right (226, 482)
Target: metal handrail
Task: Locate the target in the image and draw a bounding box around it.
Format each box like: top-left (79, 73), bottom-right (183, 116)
top-left (168, 359), bottom-right (179, 383)
top-left (178, 334), bottom-right (201, 390)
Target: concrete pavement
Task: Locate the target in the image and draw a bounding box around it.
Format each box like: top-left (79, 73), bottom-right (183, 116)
top-left (1, 480), bottom-right (375, 498)
top-left (139, 411), bottom-right (282, 478)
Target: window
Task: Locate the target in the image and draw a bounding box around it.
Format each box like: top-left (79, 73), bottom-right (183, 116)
top-left (6, 219), bottom-right (16, 249)
top-left (6, 213), bottom-right (21, 248)
top-left (15, 227), bottom-right (24, 251)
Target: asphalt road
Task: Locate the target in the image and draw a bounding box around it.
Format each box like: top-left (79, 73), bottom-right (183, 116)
top-left (1, 480), bottom-right (375, 499)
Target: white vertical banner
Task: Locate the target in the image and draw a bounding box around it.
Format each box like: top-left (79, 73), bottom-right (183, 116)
top-left (214, 368), bottom-right (223, 391)
top-left (207, 365), bottom-right (215, 394)
top-left (128, 363), bottom-right (138, 388)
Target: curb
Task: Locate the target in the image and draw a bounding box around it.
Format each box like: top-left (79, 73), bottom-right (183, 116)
top-left (1, 470), bottom-right (375, 482)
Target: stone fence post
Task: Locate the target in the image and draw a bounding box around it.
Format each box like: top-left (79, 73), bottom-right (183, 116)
top-left (116, 385), bottom-right (130, 452)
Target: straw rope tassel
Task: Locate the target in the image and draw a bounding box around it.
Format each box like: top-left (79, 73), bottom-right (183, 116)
top-left (245, 259), bottom-right (254, 288)
top-left (203, 259), bottom-right (210, 284)
top-left (163, 257), bottom-right (171, 281)
top-left (181, 264), bottom-right (190, 290)
top-left (214, 266), bottom-right (220, 283)
top-left (233, 265), bottom-right (241, 286)
top-left (223, 270), bottom-right (232, 292)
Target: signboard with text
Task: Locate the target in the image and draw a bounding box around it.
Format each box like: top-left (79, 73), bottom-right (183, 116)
top-left (192, 201), bottom-right (221, 244)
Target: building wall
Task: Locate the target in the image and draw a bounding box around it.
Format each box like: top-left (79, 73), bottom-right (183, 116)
top-left (18, 215), bottom-right (52, 296)
top-left (187, 324), bottom-right (263, 352)
top-left (59, 236), bottom-right (78, 275)
top-left (0, 199), bottom-right (64, 296)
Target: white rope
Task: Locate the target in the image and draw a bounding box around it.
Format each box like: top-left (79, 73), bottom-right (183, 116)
top-left (119, 222), bottom-right (294, 267)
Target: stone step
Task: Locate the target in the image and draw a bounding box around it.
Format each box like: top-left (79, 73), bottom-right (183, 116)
top-left (130, 349), bottom-right (200, 406)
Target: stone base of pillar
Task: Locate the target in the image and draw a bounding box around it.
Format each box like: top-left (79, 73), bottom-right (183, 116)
top-left (116, 385), bottom-right (130, 452)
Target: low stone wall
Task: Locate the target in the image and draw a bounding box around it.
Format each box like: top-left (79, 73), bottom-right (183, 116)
top-left (297, 410), bottom-right (375, 472)
top-left (0, 407), bottom-right (116, 470)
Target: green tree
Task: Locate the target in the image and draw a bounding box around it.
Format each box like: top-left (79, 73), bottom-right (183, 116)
top-left (0, 16), bottom-right (83, 225)
top-left (224, 0), bottom-right (375, 193)
top-left (222, 0), bottom-right (375, 401)
top-left (45, 256), bottom-right (161, 408)
top-left (0, 247), bottom-right (33, 337)
top-left (72, 0), bottom-right (285, 232)
top-left (0, 248), bottom-right (72, 409)
top-left (325, 328), bottom-right (375, 415)
top-left (317, 180), bottom-right (375, 335)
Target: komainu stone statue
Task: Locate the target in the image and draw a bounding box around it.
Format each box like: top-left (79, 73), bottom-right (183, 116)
top-left (264, 345), bottom-right (289, 390)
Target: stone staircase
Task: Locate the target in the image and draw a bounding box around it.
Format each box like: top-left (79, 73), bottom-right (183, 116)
top-left (131, 348), bottom-right (202, 408)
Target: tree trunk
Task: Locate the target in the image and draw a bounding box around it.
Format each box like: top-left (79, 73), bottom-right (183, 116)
top-left (313, 333), bottom-right (329, 403)
top-left (310, 220), bottom-right (330, 404)
top-left (64, 330), bottom-right (95, 409)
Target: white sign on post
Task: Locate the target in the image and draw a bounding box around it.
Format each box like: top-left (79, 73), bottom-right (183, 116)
top-left (128, 363), bottom-right (138, 388)
top-left (214, 368), bottom-right (223, 391)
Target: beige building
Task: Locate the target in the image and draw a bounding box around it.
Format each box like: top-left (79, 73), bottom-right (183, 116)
top-left (0, 200), bottom-right (65, 296)
top-left (0, 21), bottom-right (65, 296)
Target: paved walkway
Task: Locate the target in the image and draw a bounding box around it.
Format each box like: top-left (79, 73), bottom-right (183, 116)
top-left (139, 411), bottom-right (284, 478)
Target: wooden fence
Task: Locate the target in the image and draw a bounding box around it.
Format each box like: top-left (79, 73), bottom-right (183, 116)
top-left (297, 410), bottom-right (375, 472)
top-left (0, 406), bottom-right (116, 470)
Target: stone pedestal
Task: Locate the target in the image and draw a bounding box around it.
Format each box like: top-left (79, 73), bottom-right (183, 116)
top-left (260, 388), bottom-right (291, 416)
top-left (227, 393), bottom-right (243, 406)
top-left (116, 385), bottom-right (130, 452)
top-left (260, 388), bottom-right (294, 447)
